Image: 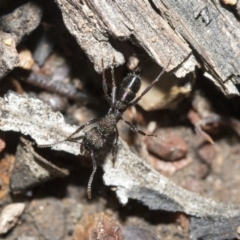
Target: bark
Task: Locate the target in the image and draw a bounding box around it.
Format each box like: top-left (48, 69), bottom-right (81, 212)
top-left (55, 0), bottom-right (240, 96)
top-left (0, 91), bottom-right (240, 239)
top-left (0, 2), bottom-right (42, 79)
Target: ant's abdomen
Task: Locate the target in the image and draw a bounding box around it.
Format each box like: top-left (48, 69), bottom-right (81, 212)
top-left (118, 74), bottom-right (141, 103)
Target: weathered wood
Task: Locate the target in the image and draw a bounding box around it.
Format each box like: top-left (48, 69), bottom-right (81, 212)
top-left (237, 1), bottom-right (240, 16)
top-left (1, 91), bottom-right (240, 239)
top-left (0, 2), bottom-right (42, 45)
top-left (141, 0), bottom-right (240, 96)
top-left (55, 0), bottom-right (197, 73)
top-left (55, 0), bottom-right (240, 96)
top-left (54, 0), bottom-right (125, 72)
top-left (190, 216), bottom-right (240, 240)
top-left (0, 32), bottom-right (19, 79)
top-left (0, 2), bottom-right (42, 79)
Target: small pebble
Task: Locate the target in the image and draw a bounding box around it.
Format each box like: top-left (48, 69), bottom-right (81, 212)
top-left (198, 143), bottom-right (216, 164)
top-left (18, 47), bottom-right (34, 70)
top-left (221, 0), bottom-right (237, 5)
top-left (73, 212), bottom-right (123, 240)
top-left (4, 39), bottom-right (12, 46)
top-left (0, 203), bottom-right (25, 234)
top-left (237, 225), bottom-right (240, 235)
top-left (146, 130), bottom-right (187, 161)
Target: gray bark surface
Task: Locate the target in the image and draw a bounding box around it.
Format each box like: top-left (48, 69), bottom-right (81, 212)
top-left (0, 91), bottom-right (240, 239)
top-left (55, 0), bottom-right (240, 96)
top-left (0, 2), bottom-right (42, 79)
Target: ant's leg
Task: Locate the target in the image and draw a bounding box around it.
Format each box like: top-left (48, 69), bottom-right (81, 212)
top-left (87, 151), bottom-right (97, 199)
top-left (61, 136), bottom-right (83, 143)
top-left (112, 127), bottom-right (119, 166)
top-left (110, 57), bottom-right (117, 110)
top-left (38, 118), bottom-right (101, 148)
top-left (121, 117), bottom-right (160, 138)
top-left (129, 61), bottom-right (171, 106)
top-left (65, 117), bottom-right (101, 140)
top-left (102, 59), bottom-right (111, 103)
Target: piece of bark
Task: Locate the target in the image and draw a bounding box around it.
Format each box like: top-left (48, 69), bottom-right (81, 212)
top-left (237, 1), bottom-right (240, 16)
top-left (0, 2), bottom-right (42, 79)
top-left (55, 0), bottom-right (239, 96)
top-left (1, 92), bottom-right (240, 239)
top-left (152, 0), bottom-right (240, 96)
top-left (102, 139), bottom-right (240, 218)
top-left (0, 2), bottom-right (42, 45)
top-left (0, 32), bottom-right (19, 79)
top-left (55, 0), bottom-right (197, 73)
top-left (0, 91), bottom-right (79, 155)
top-left (190, 216), bottom-right (240, 240)
top-left (54, 0), bottom-right (125, 72)
top-left (10, 137), bottom-right (69, 192)
top-left (19, 71), bottom-right (90, 101)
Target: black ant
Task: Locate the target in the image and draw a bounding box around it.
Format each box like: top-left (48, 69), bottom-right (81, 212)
top-left (39, 59), bottom-right (168, 199)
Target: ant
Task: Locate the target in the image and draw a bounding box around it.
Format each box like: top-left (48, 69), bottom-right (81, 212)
top-left (39, 58), bottom-right (168, 199)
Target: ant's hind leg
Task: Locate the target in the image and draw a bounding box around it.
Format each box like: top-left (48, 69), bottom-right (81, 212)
top-left (112, 127), bottom-right (119, 167)
top-left (38, 118), bottom-right (101, 148)
top-left (87, 151), bottom-right (97, 199)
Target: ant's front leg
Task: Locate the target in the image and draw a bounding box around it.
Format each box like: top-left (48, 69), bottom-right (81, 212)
top-left (65, 118), bottom-right (101, 140)
top-left (121, 117), bottom-right (160, 138)
top-left (129, 60), bottom-right (171, 106)
top-left (38, 118), bottom-right (101, 148)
